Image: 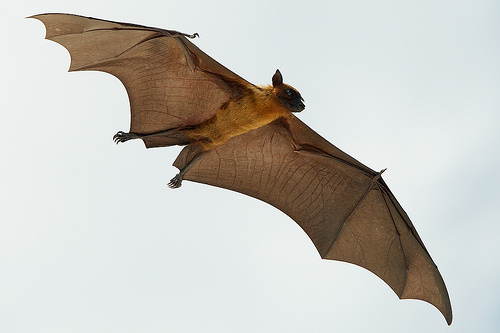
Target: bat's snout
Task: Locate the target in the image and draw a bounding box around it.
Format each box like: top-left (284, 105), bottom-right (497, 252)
top-left (293, 98), bottom-right (305, 112)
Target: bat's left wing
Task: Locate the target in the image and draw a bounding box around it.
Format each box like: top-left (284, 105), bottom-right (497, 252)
top-left (175, 115), bottom-right (452, 325)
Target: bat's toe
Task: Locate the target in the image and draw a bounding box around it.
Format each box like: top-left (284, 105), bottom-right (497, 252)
top-left (167, 174), bottom-right (183, 189)
top-left (113, 131), bottom-right (139, 144)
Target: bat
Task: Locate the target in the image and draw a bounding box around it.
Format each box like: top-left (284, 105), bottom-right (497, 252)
top-left (31, 13), bottom-right (452, 324)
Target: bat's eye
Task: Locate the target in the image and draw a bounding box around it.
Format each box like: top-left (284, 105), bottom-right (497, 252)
top-left (286, 89), bottom-right (294, 97)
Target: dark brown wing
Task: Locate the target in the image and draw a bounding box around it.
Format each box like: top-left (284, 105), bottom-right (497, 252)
top-left (176, 115), bottom-right (452, 325)
top-left (31, 13), bottom-right (252, 147)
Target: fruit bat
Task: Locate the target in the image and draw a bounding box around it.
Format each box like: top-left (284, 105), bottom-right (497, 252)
top-left (31, 13), bottom-right (452, 324)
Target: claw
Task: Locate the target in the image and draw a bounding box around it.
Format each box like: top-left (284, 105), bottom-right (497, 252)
top-left (167, 174), bottom-right (183, 189)
top-left (113, 131), bottom-right (139, 144)
top-left (113, 131), bottom-right (124, 144)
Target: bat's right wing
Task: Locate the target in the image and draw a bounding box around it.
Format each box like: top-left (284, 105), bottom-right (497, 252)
top-left (178, 115), bottom-right (452, 325)
top-left (31, 13), bottom-right (252, 148)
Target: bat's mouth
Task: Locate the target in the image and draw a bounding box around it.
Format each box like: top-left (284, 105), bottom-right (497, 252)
top-left (291, 98), bottom-right (305, 112)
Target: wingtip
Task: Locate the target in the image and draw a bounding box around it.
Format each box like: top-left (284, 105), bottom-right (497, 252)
top-left (398, 294), bottom-right (452, 325)
top-left (444, 305), bottom-right (453, 326)
top-left (435, 298), bottom-right (452, 325)
top-left (27, 13), bottom-right (53, 20)
top-left (27, 14), bottom-right (41, 20)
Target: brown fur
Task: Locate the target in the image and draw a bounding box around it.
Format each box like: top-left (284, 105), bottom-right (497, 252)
top-left (187, 84), bottom-right (297, 150)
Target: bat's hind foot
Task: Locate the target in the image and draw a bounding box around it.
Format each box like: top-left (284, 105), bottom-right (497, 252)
top-left (167, 174), bottom-right (183, 189)
top-left (113, 131), bottom-right (140, 144)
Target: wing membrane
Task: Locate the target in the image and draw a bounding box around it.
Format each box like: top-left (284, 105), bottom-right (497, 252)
top-left (32, 13), bottom-right (250, 141)
top-left (180, 116), bottom-right (452, 324)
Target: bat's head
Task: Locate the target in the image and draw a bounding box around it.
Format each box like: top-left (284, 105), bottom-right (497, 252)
top-left (272, 69), bottom-right (305, 113)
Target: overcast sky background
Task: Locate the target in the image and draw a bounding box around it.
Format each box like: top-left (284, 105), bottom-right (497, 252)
top-left (1, 0), bottom-right (499, 332)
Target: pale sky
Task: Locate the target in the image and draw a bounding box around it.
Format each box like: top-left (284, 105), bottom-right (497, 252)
top-left (1, 1), bottom-right (499, 332)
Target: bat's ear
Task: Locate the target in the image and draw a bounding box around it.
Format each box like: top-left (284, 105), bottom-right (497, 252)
top-left (272, 69), bottom-right (283, 87)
